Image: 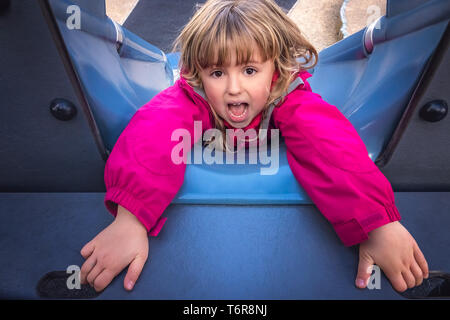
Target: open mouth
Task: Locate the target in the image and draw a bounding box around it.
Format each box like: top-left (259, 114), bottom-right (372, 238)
top-left (227, 102), bottom-right (248, 122)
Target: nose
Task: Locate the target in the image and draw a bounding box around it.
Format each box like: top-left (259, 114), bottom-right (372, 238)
top-left (226, 73), bottom-right (242, 95)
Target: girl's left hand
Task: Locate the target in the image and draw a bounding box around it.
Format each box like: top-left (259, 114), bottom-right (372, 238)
top-left (355, 221), bottom-right (429, 292)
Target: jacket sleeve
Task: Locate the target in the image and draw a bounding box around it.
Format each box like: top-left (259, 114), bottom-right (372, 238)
top-left (103, 84), bottom-right (211, 236)
top-left (272, 72), bottom-right (401, 246)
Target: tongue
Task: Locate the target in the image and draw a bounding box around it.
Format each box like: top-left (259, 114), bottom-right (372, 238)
top-left (229, 103), bottom-right (246, 116)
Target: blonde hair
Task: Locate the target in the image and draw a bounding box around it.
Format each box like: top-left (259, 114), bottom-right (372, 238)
top-left (172, 0), bottom-right (318, 151)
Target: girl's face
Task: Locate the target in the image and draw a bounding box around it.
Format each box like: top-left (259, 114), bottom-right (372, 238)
top-left (199, 47), bottom-right (275, 129)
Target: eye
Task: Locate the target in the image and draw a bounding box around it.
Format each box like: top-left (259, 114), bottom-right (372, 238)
top-left (210, 70), bottom-right (223, 78)
top-left (245, 68), bottom-right (257, 75)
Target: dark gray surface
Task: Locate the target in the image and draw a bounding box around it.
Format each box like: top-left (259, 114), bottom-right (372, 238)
top-left (124, 0), bottom-right (297, 53)
top-left (379, 26), bottom-right (450, 191)
top-left (0, 192), bottom-right (449, 299)
top-left (0, 0), bottom-right (106, 192)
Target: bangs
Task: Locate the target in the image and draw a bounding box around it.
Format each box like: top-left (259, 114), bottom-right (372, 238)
top-left (174, 0), bottom-right (318, 94)
top-left (194, 8), bottom-right (275, 69)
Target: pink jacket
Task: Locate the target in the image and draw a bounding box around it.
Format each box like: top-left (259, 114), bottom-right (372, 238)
top-left (104, 71), bottom-right (401, 246)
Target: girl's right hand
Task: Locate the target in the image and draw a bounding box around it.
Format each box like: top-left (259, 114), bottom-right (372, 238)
top-left (80, 205), bottom-right (149, 292)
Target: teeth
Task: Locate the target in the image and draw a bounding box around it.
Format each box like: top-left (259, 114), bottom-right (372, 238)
top-left (227, 102), bottom-right (248, 119)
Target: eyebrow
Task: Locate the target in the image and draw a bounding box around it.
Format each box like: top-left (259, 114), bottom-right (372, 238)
top-left (208, 60), bottom-right (263, 69)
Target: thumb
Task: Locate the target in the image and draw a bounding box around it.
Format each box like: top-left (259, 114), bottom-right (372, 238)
top-left (124, 255), bottom-right (147, 291)
top-left (356, 251), bottom-right (375, 289)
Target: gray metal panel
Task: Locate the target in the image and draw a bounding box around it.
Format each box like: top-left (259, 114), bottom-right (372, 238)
top-left (379, 26), bottom-right (450, 191)
top-left (0, 0), bottom-right (106, 191)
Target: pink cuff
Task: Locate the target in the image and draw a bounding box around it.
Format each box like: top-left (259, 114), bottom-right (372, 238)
top-left (104, 187), bottom-right (167, 237)
top-left (333, 202), bottom-right (402, 247)
top-left (148, 216), bottom-right (167, 237)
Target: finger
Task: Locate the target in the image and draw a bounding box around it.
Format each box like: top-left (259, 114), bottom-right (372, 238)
top-left (124, 255), bottom-right (147, 291)
top-left (355, 251), bottom-right (374, 289)
top-left (80, 255), bottom-right (97, 284)
top-left (413, 244), bottom-right (429, 278)
top-left (80, 241), bottom-right (95, 259)
top-left (93, 269), bottom-right (117, 292)
top-left (402, 269), bottom-right (416, 289)
top-left (410, 262), bottom-right (424, 287)
top-left (86, 263), bottom-right (104, 287)
top-left (383, 269), bottom-right (408, 292)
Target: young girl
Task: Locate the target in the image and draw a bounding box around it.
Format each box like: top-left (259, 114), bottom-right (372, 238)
top-left (80, 0), bottom-right (429, 294)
